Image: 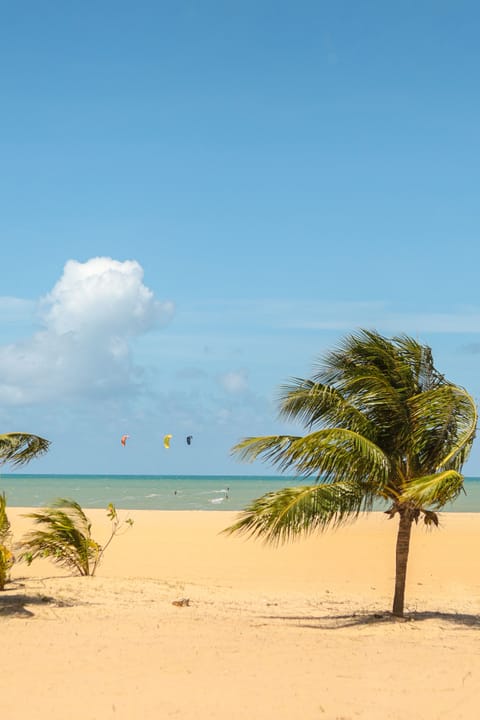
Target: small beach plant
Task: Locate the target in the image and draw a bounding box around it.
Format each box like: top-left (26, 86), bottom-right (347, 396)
top-left (18, 499), bottom-right (133, 577)
top-left (0, 493), bottom-right (14, 590)
top-left (225, 329), bottom-right (477, 618)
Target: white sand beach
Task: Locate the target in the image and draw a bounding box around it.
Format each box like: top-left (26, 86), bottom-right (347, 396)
top-left (2, 509), bottom-right (480, 719)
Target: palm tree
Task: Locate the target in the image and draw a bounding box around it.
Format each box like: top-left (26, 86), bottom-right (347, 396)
top-left (225, 330), bottom-right (477, 617)
top-left (0, 432), bottom-right (50, 467)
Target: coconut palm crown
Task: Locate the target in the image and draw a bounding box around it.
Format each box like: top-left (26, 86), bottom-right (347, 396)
top-left (226, 330), bottom-right (477, 617)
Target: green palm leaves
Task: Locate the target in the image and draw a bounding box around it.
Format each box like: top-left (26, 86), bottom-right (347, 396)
top-left (0, 493), bottom-right (13, 590)
top-left (19, 499), bottom-right (101, 576)
top-left (18, 499), bottom-right (133, 577)
top-left (0, 433), bottom-right (50, 467)
top-left (226, 481), bottom-right (376, 544)
top-left (229, 330), bottom-right (476, 536)
top-left (234, 430), bottom-right (390, 486)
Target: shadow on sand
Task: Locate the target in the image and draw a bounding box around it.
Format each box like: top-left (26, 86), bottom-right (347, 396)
top-left (261, 610), bottom-right (480, 629)
top-left (0, 581), bottom-right (74, 618)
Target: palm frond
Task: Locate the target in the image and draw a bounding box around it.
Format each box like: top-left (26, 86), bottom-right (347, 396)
top-left (436, 388), bottom-right (477, 470)
top-left (392, 335), bottom-right (441, 392)
top-left (19, 499), bottom-right (100, 576)
top-left (224, 481), bottom-right (376, 544)
top-left (277, 379), bottom-right (376, 437)
top-left (231, 435), bottom-right (301, 466)
top-left (232, 429), bottom-right (389, 488)
top-left (315, 330), bottom-right (399, 384)
top-left (0, 433), bottom-right (50, 467)
top-left (408, 385), bottom-right (477, 472)
top-left (401, 470), bottom-right (465, 509)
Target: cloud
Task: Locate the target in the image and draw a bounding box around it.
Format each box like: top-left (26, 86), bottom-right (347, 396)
top-left (293, 308), bottom-right (480, 334)
top-left (218, 369), bottom-right (249, 394)
top-left (179, 298), bottom-right (480, 336)
top-left (0, 257), bottom-right (174, 405)
top-left (42, 257), bottom-right (172, 336)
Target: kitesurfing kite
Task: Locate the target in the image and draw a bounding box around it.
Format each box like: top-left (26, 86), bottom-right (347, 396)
top-left (186, 435), bottom-right (193, 445)
top-left (121, 434), bottom-right (129, 447)
top-left (163, 434), bottom-right (173, 449)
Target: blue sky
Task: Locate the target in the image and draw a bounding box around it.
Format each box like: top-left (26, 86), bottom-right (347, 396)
top-left (1, 1), bottom-right (480, 475)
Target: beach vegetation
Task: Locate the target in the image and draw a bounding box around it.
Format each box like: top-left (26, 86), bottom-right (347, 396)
top-left (225, 329), bottom-right (477, 617)
top-left (0, 432), bottom-right (50, 467)
top-left (18, 499), bottom-right (133, 577)
top-left (0, 432), bottom-right (50, 589)
top-left (0, 493), bottom-right (14, 590)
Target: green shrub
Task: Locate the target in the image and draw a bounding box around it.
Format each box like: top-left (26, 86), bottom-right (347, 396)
top-left (0, 493), bottom-right (14, 590)
top-left (18, 499), bottom-right (133, 577)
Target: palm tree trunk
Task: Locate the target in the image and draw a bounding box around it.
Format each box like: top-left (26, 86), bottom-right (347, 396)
top-left (392, 509), bottom-right (414, 617)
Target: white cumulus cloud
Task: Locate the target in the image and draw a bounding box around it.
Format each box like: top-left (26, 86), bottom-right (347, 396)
top-left (0, 257), bottom-right (174, 405)
top-left (42, 257), bottom-right (171, 337)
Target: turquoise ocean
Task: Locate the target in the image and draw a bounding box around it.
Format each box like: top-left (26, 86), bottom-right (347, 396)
top-left (1, 474), bottom-right (480, 512)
